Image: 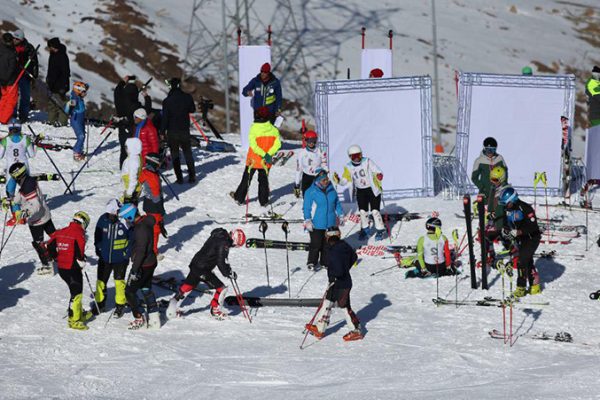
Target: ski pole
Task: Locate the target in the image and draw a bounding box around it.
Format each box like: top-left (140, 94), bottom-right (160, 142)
top-left (158, 170), bottom-right (180, 201)
top-left (369, 263), bottom-right (401, 277)
top-left (541, 172), bottom-right (550, 243)
top-left (27, 126), bottom-right (74, 195)
top-left (82, 265), bottom-right (102, 316)
top-left (300, 281), bottom-right (335, 350)
top-left (63, 121), bottom-right (114, 194)
top-left (282, 221), bottom-right (291, 298)
top-left (230, 276), bottom-right (252, 323)
top-left (258, 220), bottom-right (270, 286)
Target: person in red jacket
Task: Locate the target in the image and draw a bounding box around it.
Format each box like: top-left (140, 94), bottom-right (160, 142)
top-left (133, 108), bottom-right (159, 166)
top-left (46, 211), bottom-right (92, 330)
top-left (138, 152), bottom-right (166, 255)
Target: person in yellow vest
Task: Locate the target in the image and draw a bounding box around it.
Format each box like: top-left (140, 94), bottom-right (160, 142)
top-left (586, 66), bottom-right (600, 128)
top-left (230, 106), bottom-right (281, 214)
top-left (120, 137), bottom-right (142, 204)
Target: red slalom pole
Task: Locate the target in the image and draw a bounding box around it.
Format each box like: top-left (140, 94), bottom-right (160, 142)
top-left (190, 115), bottom-right (209, 144)
top-left (230, 277), bottom-right (251, 323)
top-left (388, 30), bottom-right (393, 50)
top-left (300, 282), bottom-right (335, 350)
top-left (361, 27), bottom-right (366, 49)
top-left (237, 27), bottom-right (242, 45)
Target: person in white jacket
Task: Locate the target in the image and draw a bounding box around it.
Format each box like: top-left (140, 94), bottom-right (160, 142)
top-left (120, 137), bottom-right (142, 204)
top-left (294, 130), bottom-right (327, 197)
top-left (333, 144), bottom-right (386, 240)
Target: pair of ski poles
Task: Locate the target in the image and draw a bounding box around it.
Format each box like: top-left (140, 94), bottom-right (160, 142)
top-left (258, 220), bottom-right (293, 297)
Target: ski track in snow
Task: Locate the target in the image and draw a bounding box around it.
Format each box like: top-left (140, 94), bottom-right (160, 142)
top-left (1, 123), bottom-right (600, 399)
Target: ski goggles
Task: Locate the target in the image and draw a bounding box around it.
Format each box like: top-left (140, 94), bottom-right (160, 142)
top-left (483, 146), bottom-right (496, 156)
top-left (349, 153), bottom-right (362, 163)
top-left (305, 138), bottom-right (317, 146)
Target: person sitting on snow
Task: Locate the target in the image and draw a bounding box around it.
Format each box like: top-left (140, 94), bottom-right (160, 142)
top-left (405, 217), bottom-right (457, 278)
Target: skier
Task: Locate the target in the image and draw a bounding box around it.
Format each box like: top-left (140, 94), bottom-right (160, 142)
top-left (305, 227), bottom-right (362, 341)
top-left (4, 162), bottom-right (56, 274)
top-left (407, 217), bottom-right (457, 278)
top-left (124, 205), bottom-right (161, 330)
top-left (45, 37), bottom-right (70, 127)
top-left (46, 211), bottom-right (92, 330)
top-left (120, 137), bottom-right (142, 204)
top-left (138, 152), bottom-right (166, 255)
top-left (294, 130), bottom-right (327, 197)
top-left (471, 137), bottom-right (508, 200)
top-left (65, 81), bottom-right (88, 161)
top-left (230, 106), bottom-right (281, 212)
top-left (498, 187), bottom-right (541, 297)
top-left (93, 199), bottom-right (133, 317)
top-left (242, 63), bottom-right (282, 123)
top-left (0, 119), bottom-right (36, 226)
top-left (11, 29), bottom-right (38, 122)
top-left (333, 144), bottom-right (385, 240)
top-left (303, 168), bottom-right (344, 270)
top-left (133, 107), bottom-right (159, 166)
top-left (485, 166), bottom-right (512, 259)
top-left (166, 228), bottom-right (246, 320)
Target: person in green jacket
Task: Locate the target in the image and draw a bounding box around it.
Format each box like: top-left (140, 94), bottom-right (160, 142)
top-left (471, 137), bottom-right (508, 199)
top-left (586, 66), bottom-right (600, 127)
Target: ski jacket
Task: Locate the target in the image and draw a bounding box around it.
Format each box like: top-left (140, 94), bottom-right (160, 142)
top-left (242, 73), bottom-right (282, 116)
top-left (505, 200), bottom-right (541, 241)
top-left (487, 182), bottom-right (511, 230)
top-left (135, 119), bottom-right (159, 163)
top-left (139, 169), bottom-right (164, 216)
top-left (131, 214), bottom-right (157, 271)
top-left (14, 39), bottom-right (38, 79)
top-left (338, 157), bottom-right (383, 197)
top-left (303, 181), bottom-right (343, 230)
top-left (586, 78), bottom-right (600, 127)
top-left (161, 88), bottom-right (196, 136)
top-left (188, 228), bottom-right (233, 277)
top-left (45, 43), bottom-right (70, 94)
top-left (114, 80), bottom-right (151, 120)
top-left (94, 213), bottom-right (133, 265)
top-left (0, 134), bottom-right (35, 172)
top-left (14, 175), bottom-right (51, 226)
top-left (417, 233), bottom-right (451, 269)
top-left (121, 138), bottom-right (142, 199)
top-left (326, 239), bottom-right (357, 289)
top-left (65, 91), bottom-right (85, 130)
top-left (471, 152), bottom-right (508, 198)
top-left (47, 221), bottom-right (85, 270)
top-left (295, 147), bottom-right (326, 185)
top-left (0, 42), bottom-right (17, 86)
top-left (245, 121), bottom-right (281, 168)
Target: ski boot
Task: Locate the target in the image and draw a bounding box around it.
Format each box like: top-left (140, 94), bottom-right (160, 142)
top-left (114, 304), bottom-right (126, 319)
top-left (304, 323), bottom-right (324, 339)
top-left (529, 284), bottom-right (542, 295)
top-left (343, 329), bottom-right (363, 342)
top-left (375, 229), bottom-right (386, 241)
top-left (358, 228), bottom-right (369, 240)
top-left (210, 306), bottom-right (228, 320)
top-left (68, 319), bottom-right (88, 330)
top-left (229, 191), bottom-right (243, 206)
top-left (6, 212), bottom-right (26, 226)
top-left (36, 264), bottom-right (54, 275)
top-left (147, 312), bottom-right (161, 329)
top-left (307, 263), bottom-right (315, 271)
top-left (166, 297), bottom-right (180, 319)
top-left (128, 315), bottom-right (146, 330)
top-left (513, 286), bottom-right (527, 298)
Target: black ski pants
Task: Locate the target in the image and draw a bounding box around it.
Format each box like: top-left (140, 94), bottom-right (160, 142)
top-left (30, 220), bottom-right (56, 266)
top-left (301, 173), bottom-right (315, 195)
top-left (167, 133), bottom-right (195, 181)
top-left (307, 229), bottom-right (328, 267)
top-left (233, 167), bottom-right (270, 206)
top-left (516, 235), bottom-right (540, 288)
top-left (356, 188), bottom-right (381, 211)
top-left (126, 264), bottom-right (158, 318)
top-left (58, 267), bottom-right (83, 299)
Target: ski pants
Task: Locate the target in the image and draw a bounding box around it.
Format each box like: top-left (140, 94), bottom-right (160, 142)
top-left (71, 118), bottom-right (86, 155)
top-left (126, 263), bottom-right (158, 319)
top-left (425, 262), bottom-right (456, 276)
top-left (356, 188), bottom-right (384, 231)
top-left (233, 167), bottom-right (270, 206)
top-left (15, 76), bottom-right (31, 122)
top-left (118, 124), bottom-right (132, 168)
top-left (307, 229), bottom-right (328, 267)
top-left (95, 259), bottom-right (128, 307)
top-left (301, 173), bottom-right (316, 195)
top-left (316, 287), bottom-right (360, 333)
top-left (180, 269), bottom-right (226, 308)
top-left (58, 266), bottom-right (83, 307)
top-left (47, 91), bottom-right (68, 126)
top-left (29, 220), bottom-right (56, 266)
top-left (167, 133), bottom-right (195, 181)
top-left (516, 235), bottom-right (540, 288)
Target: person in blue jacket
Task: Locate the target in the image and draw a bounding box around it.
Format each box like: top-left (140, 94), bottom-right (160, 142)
top-left (303, 168), bottom-right (343, 270)
top-left (65, 81), bottom-right (88, 161)
top-left (242, 63), bottom-right (282, 123)
top-left (93, 198), bottom-right (133, 317)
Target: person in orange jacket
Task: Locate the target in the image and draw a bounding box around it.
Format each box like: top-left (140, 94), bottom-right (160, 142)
top-left (230, 106), bottom-right (281, 212)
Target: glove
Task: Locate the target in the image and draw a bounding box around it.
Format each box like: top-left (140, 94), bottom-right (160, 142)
top-left (293, 185), bottom-right (301, 198)
top-left (227, 270), bottom-right (238, 280)
top-left (159, 221), bottom-right (168, 238)
top-left (129, 268), bottom-right (142, 282)
top-left (502, 227), bottom-right (517, 242)
top-left (15, 209), bottom-right (27, 223)
top-left (332, 172), bottom-right (340, 184)
top-left (1, 197), bottom-right (11, 212)
top-left (376, 173), bottom-right (383, 181)
top-left (304, 219), bottom-right (313, 232)
top-left (263, 153), bottom-right (273, 165)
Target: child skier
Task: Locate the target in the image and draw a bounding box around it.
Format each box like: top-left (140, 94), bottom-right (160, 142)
top-left (294, 130), bottom-right (327, 197)
top-left (407, 217), bottom-right (457, 278)
top-left (138, 152), bottom-right (166, 255)
top-left (65, 81), bottom-right (88, 161)
top-left (333, 144), bottom-right (385, 240)
top-left (166, 228), bottom-right (246, 320)
top-left (46, 211), bottom-right (92, 330)
top-left (305, 227), bottom-right (362, 341)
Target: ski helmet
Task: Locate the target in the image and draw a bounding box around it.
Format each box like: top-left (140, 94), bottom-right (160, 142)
top-left (9, 162), bottom-right (27, 181)
top-left (73, 211), bottom-right (91, 230)
top-left (8, 118), bottom-right (21, 135)
top-left (483, 137), bottom-right (497, 148)
top-left (118, 203), bottom-right (138, 222)
top-left (230, 228), bottom-right (246, 247)
top-left (165, 77), bottom-right (181, 89)
top-left (304, 130), bottom-right (318, 148)
top-left (105, 198), bottom-right (121, 215)
top-left (490, 166), bottom-right (506, 184)
top-left (133, 108), bottom-right (147, 121)
top-left (73, 81), bottom-right (89, 96)
top-left (425, 217), bottom-right (442, 232)
top-left (348, 144), bottom-right (362, 164)
top-left (145, 152), bottom-right (161, 171)
top-left (498, 187), bottom-right (519, 206)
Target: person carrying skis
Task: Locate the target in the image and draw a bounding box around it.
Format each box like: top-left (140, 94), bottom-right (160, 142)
top-left (333, 144), bottom-right (385, 240)
top-left (498, 187), bottom-right (541, 297)
top-left (0, 119), bottom-right (36, 226)
top-left (45, 37), bottom-right (70, 127)
top-left (11, 29), bottom-right (38, 123)
top-left (242, 63), bottom-right (282, 123)
top-left (230, 106), bottom-right (281, 213)
top-left (471, 137), bottom-right (508, 200)
top-left (138, 152), bottom-right (166, 255)
top-left (120, 137), bottom-right (142, 205)
top-left (166, 228), bottom-right (246, 320)
top-left (46, 211), bottom-right (92, 330)
top-left (294, 130), bottom-right (326, 197)
top-left (3, 162), bottom-right (56, 274)
top-left (93, 199), bottom-right (133, 318)
top-left (406, 217), bottom-right (457, 278)
top-left (305, 227), bottom-right (362, 341)
top-left (303, 168), bottom-right (344, 270)
top-left (65, 81), bottom-right (88, 161)
top-left (123, 204), bottom-right (161, 330)
top-left (133, 107), bottom-right (159, 166)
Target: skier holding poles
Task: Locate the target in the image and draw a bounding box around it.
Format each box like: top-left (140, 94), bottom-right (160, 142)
top-left (294, 130), bottom-right (326, 197)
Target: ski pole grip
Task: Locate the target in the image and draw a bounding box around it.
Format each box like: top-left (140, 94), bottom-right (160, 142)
top-left (281, 221), bottom-right (289, 234)
top-left (259, 220), bottom-right (268, 234)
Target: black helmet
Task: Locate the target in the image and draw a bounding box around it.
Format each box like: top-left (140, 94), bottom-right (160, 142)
top-left (483, 137), bottom-right (498, 148)
top-left (165, 77), bottom-right (181, 89)
top-left (425, 217), bottom-right (441, 232)
top-left (9, 162), bottom-right (27, 181)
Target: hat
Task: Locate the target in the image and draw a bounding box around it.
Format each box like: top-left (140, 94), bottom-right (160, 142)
top-left (369, 68), bottom-right (384, 78)
top-left (133, 108), bottom-right (147, 120)
top-left (593, 66), bottom-right (600, 74)
top-left (256, 106), bottom-right (271, 121)
top-left (12, 29), bottom-right (24, 41)
top-left (521, 66), bottom-right (533, 75)
top-left (260, 63), bottom-right (271, 73)
top-left (47, 37), bottom-right (61, 49)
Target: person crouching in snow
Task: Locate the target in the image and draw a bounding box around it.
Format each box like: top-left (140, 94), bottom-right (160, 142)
top-left (406, 217), bottom-right (457, 278)
top-left (65, 81), bottom-right (88, 161)
top-left (166, 228), bottom-right (246, 320)
top-left (305, 227), bottom-right (362, 341)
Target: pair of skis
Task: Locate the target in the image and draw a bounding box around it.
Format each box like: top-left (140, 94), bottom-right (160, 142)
top-left (271, 150), bottom-right (294, 166)
top-left (246, 238), bottom-right (309, 251)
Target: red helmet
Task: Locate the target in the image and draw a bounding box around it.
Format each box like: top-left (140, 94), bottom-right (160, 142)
top-left (230, 228), bottom-right (246, 247)
top-left (304, 130), bottom-right (317, 140)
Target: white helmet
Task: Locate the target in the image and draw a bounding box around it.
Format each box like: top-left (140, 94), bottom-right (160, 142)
top-left (133, 108), bottom-right (147, 120)
top-left (347, 145), bottom-right (362, 156)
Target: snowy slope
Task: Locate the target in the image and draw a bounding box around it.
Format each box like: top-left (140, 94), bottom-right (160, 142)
top-left (1, 124), bottom-right (600, 399)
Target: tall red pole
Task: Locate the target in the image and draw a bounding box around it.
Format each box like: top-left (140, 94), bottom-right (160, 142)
top-left (361, 27), bottom-right (366, 49)
top-left (388, 30), bottom-right (393, 50)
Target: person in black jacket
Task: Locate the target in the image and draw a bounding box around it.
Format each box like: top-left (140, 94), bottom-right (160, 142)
top-left (305, 227), bottom-right (363, 342)
top-left (114, 75), bottom-right (152, 167)
top-left (498, 187), bottom-right (541, 298)
top-left (124, 208), bottom-right (160, 330)
top-left (166, 228), bottom-right (246, 320)
top-left (0, 33), bottom-right (17, 94)
top-left (45, 37), bottom-right (70, 126)
top-left (160, 77), bottom-right (196, 183)
top-left (11, 29), bottom-right (38, 122)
